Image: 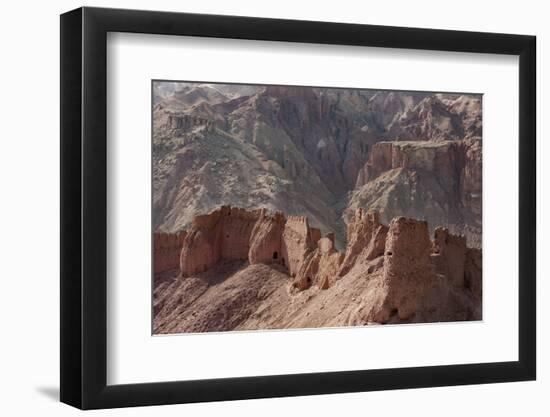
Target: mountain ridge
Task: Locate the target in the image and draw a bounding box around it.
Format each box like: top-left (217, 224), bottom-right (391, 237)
top-left (153, 82), bottom-right (482, 247)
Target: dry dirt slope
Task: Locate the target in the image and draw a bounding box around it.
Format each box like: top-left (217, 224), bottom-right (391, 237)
top-left (154, 256), bottom-right (479, 334)
top-left (154, 261), bottom-right (389, 334)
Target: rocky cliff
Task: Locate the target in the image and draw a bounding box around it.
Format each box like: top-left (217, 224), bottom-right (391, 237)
top-left (154, 206), bottom-right (481, 333)
top-left (349, 139), bottom-right (482, 246)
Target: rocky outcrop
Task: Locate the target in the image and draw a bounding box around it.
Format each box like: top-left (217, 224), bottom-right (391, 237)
top-left (153, 232), bottom-right (186, 273)
top-left (350, 139), bottom-right (482, 247)
top-left (355, 139), bottom-right (479, 187)
top-left (386, 95), bottom-right (481, 142)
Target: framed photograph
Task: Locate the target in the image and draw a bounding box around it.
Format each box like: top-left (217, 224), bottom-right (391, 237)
top-left (60, 6), bottom-right (536, 409)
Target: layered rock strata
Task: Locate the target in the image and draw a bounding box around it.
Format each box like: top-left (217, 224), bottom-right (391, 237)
top-left (350, 139), bottom-right (482, 247)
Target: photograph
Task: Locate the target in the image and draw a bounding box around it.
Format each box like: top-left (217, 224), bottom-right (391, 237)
top-left (152, 81), bottom-right (483, 334)
top-left (0, 0), bottom-right (543, 413)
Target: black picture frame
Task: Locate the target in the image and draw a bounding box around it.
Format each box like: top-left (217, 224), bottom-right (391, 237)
top-left (60, 6), bottom-right (536, 410)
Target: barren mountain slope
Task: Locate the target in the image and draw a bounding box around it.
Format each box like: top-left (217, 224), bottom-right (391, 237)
top-left (349, 139), bottom-right (482, 246)
top-left (153, 115), bottom-right (342, 241)
top-left (153, 82), bottom-right (482, 247)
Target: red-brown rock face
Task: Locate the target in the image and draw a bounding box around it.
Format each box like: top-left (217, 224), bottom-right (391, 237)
top-left (356, 140), bottom-right (478, 187)
top-left (153, 232), bottom-right (186, 273)
top-left (351, 139), bottom-right (482, 247)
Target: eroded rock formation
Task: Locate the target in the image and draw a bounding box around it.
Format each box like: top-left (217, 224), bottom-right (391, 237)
top-left (350, 139), bottom-right (482, 247)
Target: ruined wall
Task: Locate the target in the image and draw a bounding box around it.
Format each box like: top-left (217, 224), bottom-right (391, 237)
top-left (174, 207), bottom-right (481, 324)
top-left (377, 217), bottom-right (437, 322)
top-left (353, 217), bottom-right (482, 324)
top-left (432, 227), bottom-right (467, 288)
top-left (179, 209), bottom-right (223, 275)
top-left (156, 205), bottom-right (483, 330)
top-left (179, 206), bottom-right (319, 277)
top-left (248, 211), bottom-right (285, 265)
top-left (339, 208), bottom-right (388, 276)
top-left (166, 112), bottom-right (214, 132)
top-left (281, 215), bottom-right (320, 276)
top-left (153, 232), bottom-right (186, 274)
top-left (294, 234), bottom-right (344, 290)
top-left (219, 206), bottom-right (259, 260)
